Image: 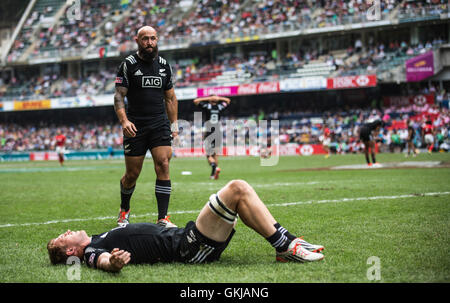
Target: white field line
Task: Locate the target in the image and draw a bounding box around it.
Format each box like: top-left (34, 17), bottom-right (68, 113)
top-left (173, 181), bottom-right (325, 188)
top-left (0, 191), bottom-right (449, 229)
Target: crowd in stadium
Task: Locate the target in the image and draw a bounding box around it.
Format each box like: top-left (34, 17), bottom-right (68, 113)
top-left (1, 99), bottom-right (448, 153)
top-left (6, 0), bottom-right (448, 62)
top-left (106, 0), bottom-right (445, 44)
top-left (0, 123), bottom-right (122, 152)
top-left (0, 35), bottom-right (446, 100)
top-left (0, 0), bottom-right (448, 154)
top-left (1, 0), bottom-right (448, 100)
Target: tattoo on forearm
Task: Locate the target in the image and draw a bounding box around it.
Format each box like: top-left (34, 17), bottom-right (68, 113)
top-left (114, 87), bottom-right (127, 110)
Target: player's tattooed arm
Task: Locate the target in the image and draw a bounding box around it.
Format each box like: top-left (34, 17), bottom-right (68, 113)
top-left (114, 86), bottom-right (128, 112)
top-left (114, 86), bottom-right (136, 137)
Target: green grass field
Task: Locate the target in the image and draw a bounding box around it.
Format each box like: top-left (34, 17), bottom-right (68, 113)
top-left (0, 152), bottom-right (449, 283)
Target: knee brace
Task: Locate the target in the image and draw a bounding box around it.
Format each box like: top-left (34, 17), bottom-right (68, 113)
top-left (208, 194), bottom-right (238, 224)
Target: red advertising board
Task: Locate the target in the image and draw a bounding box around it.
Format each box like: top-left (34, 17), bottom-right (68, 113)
top-left (383, 94), bottom-right (435, 107)
top-left (198, 82), bottom-right (280, 97)
top-left (256, 81), bottom-right (280, 94)
top-left (197, 86), bottom-right (238, 97)
top-left (173, 144), bottom-right (326, 157)
top-left (237, 83), bottom-right (258, 95)
top-left (29, 152), bottom-right (59, 161)
top-left (326, 75), bottom-right (377, 89)
top-left (237, 82), bottom-right (280, 95)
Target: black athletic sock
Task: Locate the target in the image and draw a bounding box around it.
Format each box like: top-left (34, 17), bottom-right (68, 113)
top-left (266, 229), bottom-right (290, 252)
top-left (274, 223), bottom-right (296, 241)
top-left (371, 153), bottom-right (376, 163)
top-left (210, 162), bottom-right (217, 176)
top-left (120, 181), bottom-right (135, 212)
top-left (365, 153), bottom-right (371, 164)
top-left (155, 179), bottom-right (171, 220)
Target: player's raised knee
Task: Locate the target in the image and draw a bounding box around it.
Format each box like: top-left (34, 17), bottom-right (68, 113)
top-left (226, 179), bottom-right (251, 196)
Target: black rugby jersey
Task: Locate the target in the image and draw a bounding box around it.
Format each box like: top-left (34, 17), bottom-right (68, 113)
top-left (362, 119), bottom-right (382, 132)
top-left (197, 101), bottom-right (228, 125)
top-left (115, 53), bottom-right (174, 127)
top-left (83, 223), bottom-right (185, 267)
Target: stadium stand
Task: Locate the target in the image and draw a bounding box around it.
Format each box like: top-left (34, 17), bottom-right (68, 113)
top-left (1, 99), bottom-right (448, 153)
top-left (0, 0), bottom-right (449, 158)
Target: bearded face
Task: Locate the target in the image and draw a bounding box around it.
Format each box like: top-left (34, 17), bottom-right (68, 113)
top-left (135, 27), bottom-right (159, 61)
top-left (138, 41), bottom-right (158, 61)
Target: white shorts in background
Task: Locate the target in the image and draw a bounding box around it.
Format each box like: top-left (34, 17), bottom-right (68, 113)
top-left (424, 134), bottom-right (434, 145)
top-left (56, 146), bottom-right (66, 154)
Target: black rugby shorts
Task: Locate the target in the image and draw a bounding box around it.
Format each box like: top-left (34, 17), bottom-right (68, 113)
top-left (359, 127), bottom-right (372, 142)
top-left (123, 123), bottom-right (172, 156)
top-left (178, 221), bottom-right (235, 264)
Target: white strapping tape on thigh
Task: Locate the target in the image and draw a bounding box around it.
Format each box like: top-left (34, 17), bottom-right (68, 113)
top-left (208, 194), bottom-right (238, 225)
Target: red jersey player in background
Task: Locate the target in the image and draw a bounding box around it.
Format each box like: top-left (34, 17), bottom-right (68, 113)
top-left (320, 125), bottom-right (331, 159)
top-left (422, 120), bottom-right (435, 154)
top-left (55, 129), bottom-right (66, 166)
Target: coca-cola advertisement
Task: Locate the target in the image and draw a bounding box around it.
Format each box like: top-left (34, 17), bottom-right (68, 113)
top-left (198, 82), bottom-right (280, 97)
top-left (256, 81), bottom-right (280, 94)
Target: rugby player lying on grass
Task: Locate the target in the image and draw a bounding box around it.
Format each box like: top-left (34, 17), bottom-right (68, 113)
top-left (47, 180), bottom-right (324, 272)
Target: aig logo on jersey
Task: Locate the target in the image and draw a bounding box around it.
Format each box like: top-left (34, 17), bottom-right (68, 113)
top-left (142, 76), bottom-right (162, 88)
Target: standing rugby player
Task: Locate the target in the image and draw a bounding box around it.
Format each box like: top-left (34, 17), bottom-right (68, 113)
top-left (54, 129), bottom-right (66, 166)
top-left (114, 26), bottom-right (178, 227)
top-left (193, 95), bottom-right (231, 179)
top-left (359, 119), bottom-right (383, 167)
top-left (422, 120), bottom-right (436, 154)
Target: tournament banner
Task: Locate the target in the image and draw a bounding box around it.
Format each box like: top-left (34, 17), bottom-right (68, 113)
top-left (405, 51), bottom-right (434, 82)
top-left (326, 74), bottom-right (377, 89)
top-left (197, 85), bottom-right (239, 97)
top-left (175, 87), bottom-right (197, 100)
top-left (279, 77), bottom-right (327, 91)
top-left (383, 94), bottom-right (435, 107)
top-left (51, 96), bottom-right (94, 109)
top-left (13, 99), bottom-right (51, 111)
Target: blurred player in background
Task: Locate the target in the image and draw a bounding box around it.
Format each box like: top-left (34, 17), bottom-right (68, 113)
top-left (422, 120), bottom-right (435, 154)
top-left (193, 95), bottom-right (231, 179)
top-left (114, 26), bottom-right (178, 227)
top-left (406, 120), bottom-right (418, 157)
top-left (359, 119), bottom-right (383, 167)
top-left (320, 124), bottom-right (331, 159)
top-left (47, 179), bottom-right (324, 272)
top-left (54, 129), bottom-right (66, 166)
